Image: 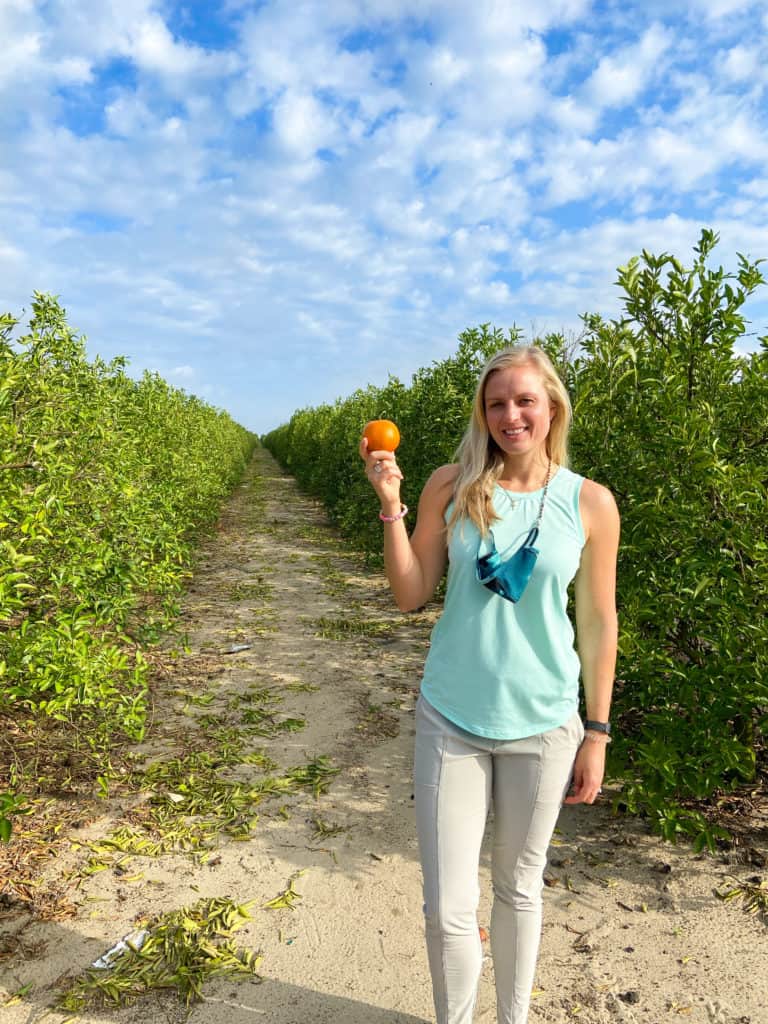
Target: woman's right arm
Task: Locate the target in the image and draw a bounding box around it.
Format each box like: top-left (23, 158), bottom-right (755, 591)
top-left (361, 439), bottom-right (457, 612)
top-left (383, 464), bottom-right (457, 611)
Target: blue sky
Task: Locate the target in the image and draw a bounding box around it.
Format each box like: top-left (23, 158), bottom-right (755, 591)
top-left (2, 0), bottom-right (767, 433)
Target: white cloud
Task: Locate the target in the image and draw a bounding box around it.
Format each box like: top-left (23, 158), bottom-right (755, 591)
top-left (129, 14), bottom-right (203, 75)
top-left (105, 92), bottom-right (154, 136)
top-left (741, 178), bottom-right (768, 197)
top-left (584, 22), bottom-right (672, 110)
top-left (413, 23), bottom-right (549, 130)
top-left (720, 43), bottom-right (762, 80)
top-left (518, 215), bottom-right (698, 281)
top-left (646, 128), bottom-right (722, 187)
top-left (230, 2), bottom-right (386, 120)
top-left (466, 279), bottom-right (514, 305)
top-left (438, 0), bottom-right (591, 39)
top-left (0, 0), bottom-right (239, 110)
top-left (375, 197), bottom-right (444, 241)
top-left (424, 47), bottom-right (470, 90)
top-left (0, 0), bottom-right (43, 92)
top-left (370, 112), bottom-right (438, 172)
top-left (549, 95), bottom-right (599, 136)
top-left (272, 91), bottom-right (339, 158)
top-left (296, 310), bottom-right (340, 345)
top-left (689, 0), bottom-right (758, 18)
top-left (54, 56), bottom-right (93, 84)
top-left (0, 237), bottom-right (24, 265)
top-left (169, 364), bottom-right (195, 378)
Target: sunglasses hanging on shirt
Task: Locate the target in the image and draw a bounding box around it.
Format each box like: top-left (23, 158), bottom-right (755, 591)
top-left (476, 459), bottom-right (551, 604)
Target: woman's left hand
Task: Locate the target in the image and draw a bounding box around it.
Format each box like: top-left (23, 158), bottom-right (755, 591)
top-left (563, 739), bottom-right (606, 805)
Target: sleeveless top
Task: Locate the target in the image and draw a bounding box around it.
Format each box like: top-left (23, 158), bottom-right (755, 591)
top-left (419, 466), bottom-right (586, 739)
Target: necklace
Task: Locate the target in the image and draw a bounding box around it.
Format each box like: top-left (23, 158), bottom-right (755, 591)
top-left (498, 459), bottom-right (552, 515)
top-left (534, 458), bottom-right (553, 530)
top-left (500, 489), bottom-right (519, 512)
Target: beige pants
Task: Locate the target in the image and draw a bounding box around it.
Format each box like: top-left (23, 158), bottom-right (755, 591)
top-left (414, 694), bottom-right (583, 1024)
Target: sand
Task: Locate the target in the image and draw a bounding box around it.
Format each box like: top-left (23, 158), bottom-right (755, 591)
top-left (0, 446), bottom-right (765, 1024)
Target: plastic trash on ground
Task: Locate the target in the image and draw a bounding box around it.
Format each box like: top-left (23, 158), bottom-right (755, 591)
top-left (91, 929), bottom-right (149, 969)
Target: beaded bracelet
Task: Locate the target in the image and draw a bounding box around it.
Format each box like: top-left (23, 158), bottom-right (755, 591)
top-left (583, 730), bottom-right (612, 744)
top-left (379, 503), bottom-right (408, 523)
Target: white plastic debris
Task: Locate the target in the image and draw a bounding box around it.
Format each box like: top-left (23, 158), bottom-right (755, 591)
top-left (91, 929), bottom-right (149, 969)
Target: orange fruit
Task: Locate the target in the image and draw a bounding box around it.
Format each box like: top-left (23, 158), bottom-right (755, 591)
top-left (363, 419), bottom-right (400, 452)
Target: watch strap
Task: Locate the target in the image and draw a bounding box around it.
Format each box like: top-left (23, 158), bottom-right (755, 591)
top-left (584, 719), bottom-right (612, 735)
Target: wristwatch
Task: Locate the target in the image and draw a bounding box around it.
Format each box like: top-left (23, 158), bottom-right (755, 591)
top-left (584, 720), bottom-right (612, 735)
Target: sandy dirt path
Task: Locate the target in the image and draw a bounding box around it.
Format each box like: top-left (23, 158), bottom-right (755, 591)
top-left (1, 446), bottom-right (766, 1024)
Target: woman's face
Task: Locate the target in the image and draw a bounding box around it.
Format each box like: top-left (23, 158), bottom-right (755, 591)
top-left (483, 364), bottom-right (555, 460)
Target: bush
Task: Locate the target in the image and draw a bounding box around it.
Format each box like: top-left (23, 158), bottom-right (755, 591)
top-left (0, 294), bottom-right (256, 754)
top-left (568, 229), bottom-right (768, 849)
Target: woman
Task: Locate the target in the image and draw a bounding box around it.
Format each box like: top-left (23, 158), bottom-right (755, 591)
top-left (360, 345), bottom-right (619, 1024)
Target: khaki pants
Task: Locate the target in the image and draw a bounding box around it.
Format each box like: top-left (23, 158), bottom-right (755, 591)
top-left (414, 694), bottom-right (583, 1024)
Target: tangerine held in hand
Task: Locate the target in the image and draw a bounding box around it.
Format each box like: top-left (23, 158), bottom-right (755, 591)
top-left (363, 419), bottom-right (400, 452)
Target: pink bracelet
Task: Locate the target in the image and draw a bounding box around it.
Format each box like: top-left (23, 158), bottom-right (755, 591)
top-left (379, 504), bottom-right (408, 523)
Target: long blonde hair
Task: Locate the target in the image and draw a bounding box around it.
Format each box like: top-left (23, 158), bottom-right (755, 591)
top-left (448, 346), bottom-right (572, 537)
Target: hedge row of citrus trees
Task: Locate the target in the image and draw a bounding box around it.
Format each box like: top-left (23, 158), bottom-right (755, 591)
top-left (265, 231), bottom-right (768, 850)
top-left (1, 294), bottom-right (256, 835)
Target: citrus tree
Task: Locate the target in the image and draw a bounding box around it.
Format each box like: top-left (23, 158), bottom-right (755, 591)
top-left (568, 229), bottom-right (767, 848)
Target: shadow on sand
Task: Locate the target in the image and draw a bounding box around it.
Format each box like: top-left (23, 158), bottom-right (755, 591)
top-left (0, 912), bottom-right (430, 1024)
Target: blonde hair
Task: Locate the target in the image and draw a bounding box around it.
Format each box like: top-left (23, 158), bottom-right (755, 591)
top-left (448, 345), bottom-right (572, 537)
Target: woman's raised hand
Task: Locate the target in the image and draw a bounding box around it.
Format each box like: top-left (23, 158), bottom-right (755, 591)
top-left (359, 436), bottom-right (404, 508)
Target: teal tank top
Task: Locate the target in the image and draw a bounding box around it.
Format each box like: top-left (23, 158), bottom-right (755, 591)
top-left (420, 466), bottom-right (586, 739)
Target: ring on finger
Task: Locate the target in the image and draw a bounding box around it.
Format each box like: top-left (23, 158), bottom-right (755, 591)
top-left (374, 461), bottom-right (383, 474)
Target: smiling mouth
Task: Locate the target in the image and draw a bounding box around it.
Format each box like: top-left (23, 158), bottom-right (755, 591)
top-left (502, 427), bottom-right (527, 436)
